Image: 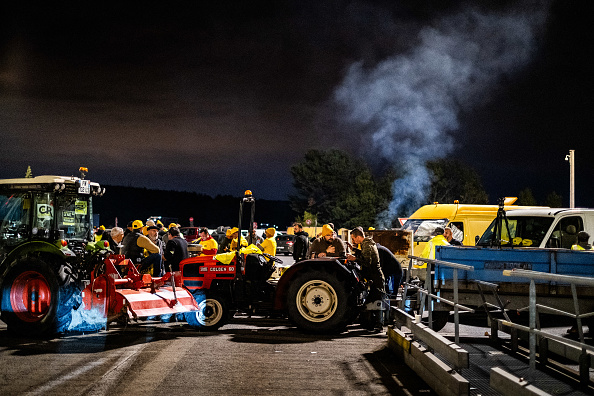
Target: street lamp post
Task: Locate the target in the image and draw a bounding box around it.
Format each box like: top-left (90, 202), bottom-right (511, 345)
top-left (565, 150), bottom-right (575, 208)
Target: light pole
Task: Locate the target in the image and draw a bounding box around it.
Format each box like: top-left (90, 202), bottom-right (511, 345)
top-left (565, 150), bottom-right (575, 208)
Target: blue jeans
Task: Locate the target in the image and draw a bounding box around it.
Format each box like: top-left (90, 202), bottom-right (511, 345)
top-left (141, 253), bottom-right (164, 276)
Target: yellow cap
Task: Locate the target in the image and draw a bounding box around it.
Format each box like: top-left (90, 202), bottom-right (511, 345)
top-left (168, 223), bottom-right (178, 230)
top-left (265, 227), bottom-right (276, 238)
top-left (132, 220), bottom-right (143, 229)
top-left (321, 224), bottom-right (334, 237)
top-left (99, 225), bottom-right (105, 231)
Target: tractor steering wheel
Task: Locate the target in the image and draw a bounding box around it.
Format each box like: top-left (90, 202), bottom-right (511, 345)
top-left (262, 253), bottom-right (283, 264)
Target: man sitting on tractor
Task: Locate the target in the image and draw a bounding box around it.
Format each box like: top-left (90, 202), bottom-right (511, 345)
top-left (258, 227), bottom-right (278, 257)
top-left (308, 224), bottom-right (346, 259)
top-left (191, 227), bottom-right (219, 255)
top-left (229, 227), bottom-right (248, 251)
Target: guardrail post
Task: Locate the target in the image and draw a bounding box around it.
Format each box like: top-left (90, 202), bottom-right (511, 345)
top-left (426, 263), bottom-right (432, 328)
top-left (399, 259), bottom-right (414, 310)
top-left (571, 283), bottom-right (590, 385)
top-left (453, 267), bottom-right (459, 345)
top-left (529, 279), bottom-right (536, 378)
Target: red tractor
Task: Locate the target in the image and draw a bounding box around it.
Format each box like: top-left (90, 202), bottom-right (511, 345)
top-left (179, 190), bottom-right (381, 333)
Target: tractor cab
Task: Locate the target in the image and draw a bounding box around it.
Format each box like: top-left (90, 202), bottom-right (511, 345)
top-left (0, 172), bottom-right (104, 259)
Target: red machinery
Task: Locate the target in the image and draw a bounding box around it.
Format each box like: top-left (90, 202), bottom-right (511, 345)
top-left (82, 255), bottom-right (198, 323)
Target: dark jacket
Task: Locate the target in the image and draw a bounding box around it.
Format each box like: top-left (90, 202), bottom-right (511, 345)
top-left (292, 230), bottom-right (310, 261)
top-left (308, 236), bottom-right (346, 259)
top-left (376, 243), bottom-right (402, 288)
top-left (121, 231), bottom-right (144, 263)
top-left (218, 237), bottom-right (232, 253)
top-left (164, 236), bottom-right (188, 272)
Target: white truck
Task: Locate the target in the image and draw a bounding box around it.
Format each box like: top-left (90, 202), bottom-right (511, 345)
top-left (476, 208), bottom-right (594, 249)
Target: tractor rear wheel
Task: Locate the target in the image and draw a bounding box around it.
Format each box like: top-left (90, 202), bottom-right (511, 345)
top-left (1, 257), bottom-right (77, 336)
top-left (286, 268), bottom-right (352, 333)
top-left (185, 291), bottom-right (230, 330)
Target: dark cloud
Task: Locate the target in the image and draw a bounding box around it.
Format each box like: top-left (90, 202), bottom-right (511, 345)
top-left (0, 1), bottom-right (593, 207)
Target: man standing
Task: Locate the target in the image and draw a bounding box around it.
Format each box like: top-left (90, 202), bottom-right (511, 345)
top-left (292, 222), bottom-right (310, 262)
top-left (347, 226), bottom-right (385, 332)
top-left (109, 227), bottom-right (125, 254)
top-left (146, 225), bottom-right (165, 275)
top-left (218, 227), bottom-right (233, 253)
top-left (308, 224), bottom-right (346, 259)
top-left (376, 243), bottom-right (402, 295)
top-left (444, 226), bottom-right (462, 246)
top-left (164, 227), bottom-right (188, 272)
top-left (416, 226), bottom-right (450, 268)
top-left (247, 228), bottom-right (263, 246)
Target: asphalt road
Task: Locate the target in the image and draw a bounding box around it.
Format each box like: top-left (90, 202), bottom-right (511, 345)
top-left (0, 317), bottom-right (438, 396)
top-left (0, 255), bottom-right (436, 396)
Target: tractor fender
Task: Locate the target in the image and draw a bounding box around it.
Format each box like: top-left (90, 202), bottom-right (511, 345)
top-left (0, 241), bottom-right (67, 286)
top-left (273, 257), bottom-right (358, 311)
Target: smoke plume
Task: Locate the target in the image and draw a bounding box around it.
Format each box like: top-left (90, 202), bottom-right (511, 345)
top-left (333, 2), bottom-right (549, 226)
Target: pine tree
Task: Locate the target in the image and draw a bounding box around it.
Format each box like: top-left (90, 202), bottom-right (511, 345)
top-left (25, 166), bottom-right (33, 178)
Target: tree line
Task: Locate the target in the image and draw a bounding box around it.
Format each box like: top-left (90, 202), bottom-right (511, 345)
top-left (92, 150), bottom-right (562, 231)
top-left (289, 149), bottom-right (563, 230)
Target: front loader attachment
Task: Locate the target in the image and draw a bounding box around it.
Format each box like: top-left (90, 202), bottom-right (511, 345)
top-left (82, 255), bottom-right (198, 323)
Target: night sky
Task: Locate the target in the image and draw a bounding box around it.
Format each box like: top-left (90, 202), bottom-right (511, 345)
top-left (1, 1), bottom-right (593, 212)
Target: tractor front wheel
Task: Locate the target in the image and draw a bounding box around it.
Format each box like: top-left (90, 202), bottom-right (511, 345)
top-left (185, 292), bottom-right (230, 330)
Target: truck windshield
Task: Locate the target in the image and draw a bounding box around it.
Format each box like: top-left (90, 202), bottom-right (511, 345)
top-left (55, 194), bottom-right (93, 241)
top-left (477, 216), bottom-right (554, 247)
top-left (401, 219), bottom-right (449, 242)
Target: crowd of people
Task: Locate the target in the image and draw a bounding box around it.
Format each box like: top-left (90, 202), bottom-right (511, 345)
top-left (93, 218), bottom-right (411, 332)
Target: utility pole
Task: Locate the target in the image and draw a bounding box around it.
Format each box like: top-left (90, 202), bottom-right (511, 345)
top-left (565, 150), bottom-right (575, 208)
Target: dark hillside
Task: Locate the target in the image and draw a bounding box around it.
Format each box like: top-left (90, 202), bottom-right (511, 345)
top-left (93, 185), bottom-right (295, 230)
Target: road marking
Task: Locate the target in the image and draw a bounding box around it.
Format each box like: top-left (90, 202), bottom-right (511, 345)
top-left (83, 342), bottom-right (148, 396)
top-left (117, 337), bottom-right (198, 394)
top-left (24, 358), bottom-right (108, 396)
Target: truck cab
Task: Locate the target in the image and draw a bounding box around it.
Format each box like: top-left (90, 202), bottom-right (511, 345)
top-left (477, 208), bottom-right (594, 249)
top-left (401, 198), bottom-right (545, 256)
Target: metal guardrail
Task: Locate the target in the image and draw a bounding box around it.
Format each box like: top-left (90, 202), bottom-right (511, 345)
top-left (401, 255), bottom-right (475, 344)
top-left (500, 268), bottom-right (594, 384)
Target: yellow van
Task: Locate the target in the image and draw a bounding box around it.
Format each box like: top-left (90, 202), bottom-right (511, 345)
top-left (402, 198), bottom-right (546, 256)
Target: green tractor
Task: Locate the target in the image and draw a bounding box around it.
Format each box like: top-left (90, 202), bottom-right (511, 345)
top-left (0, 169), bottom-right (106, 336)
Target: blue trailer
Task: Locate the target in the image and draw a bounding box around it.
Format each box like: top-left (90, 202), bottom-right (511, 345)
top-left (433, 245), bottom-right (594, 316)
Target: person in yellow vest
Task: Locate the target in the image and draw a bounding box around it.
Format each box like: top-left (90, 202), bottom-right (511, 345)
top-left (191, 227), bottom-right (219, 255)
top-left (229, 227), bottom-right (248, 251)
top-left (415, 226), bottom-right (450, 268)
top-left (258, 228), bottom-right (277, 257)
top-left (94, 225), bottom-right (106, 242)
top-left (571, 231), bottom-right (593, 251)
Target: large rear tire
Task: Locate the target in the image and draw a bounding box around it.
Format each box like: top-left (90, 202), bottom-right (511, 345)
top-left (286, 268), bottom-right (352, 333)
top-left (185, 291), bottom-right (230, 330)
top-left (1, 257), bottom-right (77, 336)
